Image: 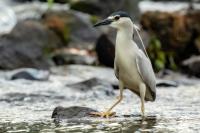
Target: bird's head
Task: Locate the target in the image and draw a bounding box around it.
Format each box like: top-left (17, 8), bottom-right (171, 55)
top-left (94, 11), bottom-right (133, 30)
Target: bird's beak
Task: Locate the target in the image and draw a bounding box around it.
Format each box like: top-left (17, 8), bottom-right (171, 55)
top-left (94, 18), bottom-right (113, 27)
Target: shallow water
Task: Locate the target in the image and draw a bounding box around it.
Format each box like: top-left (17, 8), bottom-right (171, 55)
top-left (0, 66), bottom-right (200, 132)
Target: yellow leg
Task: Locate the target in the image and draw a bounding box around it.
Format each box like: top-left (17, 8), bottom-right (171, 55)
top-left (90, 80), bottom-right (124, 118)
top-left (139, 83), bottom-right (146, 117)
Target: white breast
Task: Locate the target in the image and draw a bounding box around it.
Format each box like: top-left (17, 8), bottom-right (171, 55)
top-left (115, 33), bottom-right (143, 91)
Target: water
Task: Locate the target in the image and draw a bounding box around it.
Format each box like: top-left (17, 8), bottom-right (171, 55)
top-left (0, 66), bottom-right (200, 132)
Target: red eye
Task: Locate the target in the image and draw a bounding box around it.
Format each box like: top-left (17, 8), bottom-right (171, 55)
top-left (114, 16), bottom-right (120, 21)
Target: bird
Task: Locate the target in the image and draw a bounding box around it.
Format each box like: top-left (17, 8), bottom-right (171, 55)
top-left (90, 11), bottom-right (156, 118)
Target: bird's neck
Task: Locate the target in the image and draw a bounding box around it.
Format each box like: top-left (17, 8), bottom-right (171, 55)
top-left (117, 26), bottom-right (133, 40)
top-left (116, 26), bottom-right (137, 49)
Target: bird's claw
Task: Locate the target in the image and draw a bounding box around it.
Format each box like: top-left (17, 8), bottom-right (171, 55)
top-left (89, 111), bottom-right (116, 118)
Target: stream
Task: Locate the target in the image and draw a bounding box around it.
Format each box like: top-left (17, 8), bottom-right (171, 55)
top-left (0, 65), bottom-right (199, 132)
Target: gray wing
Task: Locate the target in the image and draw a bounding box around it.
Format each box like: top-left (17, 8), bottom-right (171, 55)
top-left (136, 50), bottom-right (156, 101)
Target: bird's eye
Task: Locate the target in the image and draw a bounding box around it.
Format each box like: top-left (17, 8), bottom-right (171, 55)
top-left (114, 16), bottom-right (120, 21)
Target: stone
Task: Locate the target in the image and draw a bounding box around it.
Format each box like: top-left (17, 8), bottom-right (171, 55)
top-left (156, 79), bottom-right (178, 87)
top-left (182, 56), bottom-right (200, 77)
top-left (0, 20), bottom-right (63, 70)
top-left (50, 65), bottom-right (118, 86)
top-left (6, 68), bottom-right (50, 81)
top-left (42, 10), bottom-right (100, 49)
top-left (52, 106), bottom-right (97, 119)
top-left (66, 78), bottom-right (115, 96)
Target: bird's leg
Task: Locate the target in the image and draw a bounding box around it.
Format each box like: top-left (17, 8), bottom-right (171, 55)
top-left (89, 80), bottom-right (124, 118)
top-left (139, 83), bottom-right (146, 117)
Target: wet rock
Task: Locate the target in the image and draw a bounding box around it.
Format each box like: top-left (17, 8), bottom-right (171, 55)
top-left (66, 78), bottom-right (115, 96)
top-left (95, 34), bottom-right (115, 67)
top-left (0, 20), bottom-right (63, 70)
top-left (156, 79), bottom-right (178, 87)
top-left (51, 65), bottom-right (118, 85)
top-left (157, 69), bottom-right (200, 85)
top-left (6, 68), bottom-right (50, 81)
top-left (182, 56), bottom-right (200, 77)
top-left (52, 106), bottom-right (97, 119)
top-left (42, 10), bottom-right (99, 49)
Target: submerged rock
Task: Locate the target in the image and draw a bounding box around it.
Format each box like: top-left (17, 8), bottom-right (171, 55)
top-left (6, 68), bottom-right (50, 81)
top-left (66, 78), bottom-right (115, 96)
top-left (52, 106), bottom-right (97, 119)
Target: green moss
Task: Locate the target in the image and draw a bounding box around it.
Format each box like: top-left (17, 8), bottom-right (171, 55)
top-left (90, 15), bottom-right (99, 25)
top-left (47, 0), bottom-right (54, 9)
top-left (148, 36), bottom-right (166, 72)
top-left (147, 36), bottom-right (178, 72)
top-left (63, 25), bottom-right (71, 44)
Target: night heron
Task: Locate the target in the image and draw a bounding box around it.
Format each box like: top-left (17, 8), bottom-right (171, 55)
top-left (90, 11), bottom-right (156, 117)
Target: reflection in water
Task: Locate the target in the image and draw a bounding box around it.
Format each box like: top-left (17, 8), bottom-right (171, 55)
top-left (51, 115), bottom-right (157, 132)
top-left (123, 115), bottom-right (157, 132)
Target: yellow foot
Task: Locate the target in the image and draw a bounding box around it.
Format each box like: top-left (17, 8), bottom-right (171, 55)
top-left (89, 111), bottom-right (116, 118)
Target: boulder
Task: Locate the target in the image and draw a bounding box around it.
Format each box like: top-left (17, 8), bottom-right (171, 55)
top-left (0, 20), bottom-right (63, 70)
top-left (42, 10), bottom-right (100, 49)
top-left (182, 56), bottom-right (200, 77)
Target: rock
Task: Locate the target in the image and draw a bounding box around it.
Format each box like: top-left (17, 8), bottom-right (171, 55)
top-left (52, 106), bottom-right (97, 119)
top-left (66, 78), bottom-right (115, 96)
top-left (52, 48), bottom-right (96, 65)
top-left (6, 68), bottom-right (50, 81)
top-left (50, 65), bottom-right (118, 85)
top-left (157, 69), bottom-right (200, 85)
top-left (182, 56), bottom-right (200, 77)
top-left (156, 79), bottom-right (178, 87)
top-left (140, 10), bottom-right (200, 72)
top-left (42, 10), bottom-right (100, 49)
top-left (95, 34), bottom-right (115, 67)
top-left (0, 20), bottom-right (63, 70)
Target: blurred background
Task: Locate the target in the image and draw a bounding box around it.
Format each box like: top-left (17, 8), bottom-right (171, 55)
top-left (0, 0), bottom-right (200, 76)
top-left (0, 0), bottom-right (200, 132)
